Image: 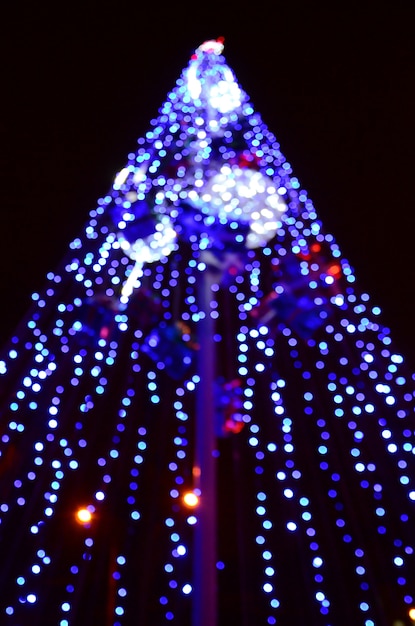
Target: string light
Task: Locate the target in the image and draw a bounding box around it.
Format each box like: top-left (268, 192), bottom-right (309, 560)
top-left (0, 37), bottom-right (414, 625)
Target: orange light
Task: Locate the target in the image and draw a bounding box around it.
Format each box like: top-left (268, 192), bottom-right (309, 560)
top-left (76, 507), bottom-right (93, 524)
top-left (183, 492), bottom-right (199, 507)
top-left (408, 607), bottom-right (415, 621)
top-left (327, 263), bottom-right (341, 278)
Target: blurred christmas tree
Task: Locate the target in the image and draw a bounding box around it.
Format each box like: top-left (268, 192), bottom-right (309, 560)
top-left (1, 38), bottom-right (415, 626)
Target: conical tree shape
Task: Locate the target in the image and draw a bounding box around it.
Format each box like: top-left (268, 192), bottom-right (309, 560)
top-left (1, 39), bottom-right (415, 626)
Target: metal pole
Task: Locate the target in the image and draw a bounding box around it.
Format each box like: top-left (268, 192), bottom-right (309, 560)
top-left (193, 263), bottom-right (217, 626)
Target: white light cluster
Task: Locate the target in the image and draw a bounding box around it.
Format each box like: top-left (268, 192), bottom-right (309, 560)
top-left (186, 41), bottom-right (242, 118)
top-left (199, 165), bottom-right (287, 248)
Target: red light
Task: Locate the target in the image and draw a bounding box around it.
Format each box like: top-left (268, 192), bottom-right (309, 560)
top-left (327, 264), bottom-right (341, 278)
top-left (224, 419), bottom-right (244, 434)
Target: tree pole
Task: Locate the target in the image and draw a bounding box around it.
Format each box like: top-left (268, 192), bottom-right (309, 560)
top-left (193, 262), bottom-right (218, 626)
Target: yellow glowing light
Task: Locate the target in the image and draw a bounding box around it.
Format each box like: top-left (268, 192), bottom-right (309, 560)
top-left (183, 492), bottom-right (199, 507)
top-left (76, 508), bottom-right (92, 524)
top-left (408, 607), bottom-right (415, 621)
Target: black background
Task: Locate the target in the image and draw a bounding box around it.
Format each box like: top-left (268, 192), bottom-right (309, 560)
top-left (2, 1), bottom-right (414, 357)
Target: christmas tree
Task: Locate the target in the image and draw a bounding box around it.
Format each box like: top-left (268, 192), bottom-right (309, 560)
top-left (1, 37), bottom-right (415, 626)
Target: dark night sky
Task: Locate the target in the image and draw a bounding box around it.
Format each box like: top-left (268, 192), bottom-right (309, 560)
top-left (1, 2), bottom-right (415, 357)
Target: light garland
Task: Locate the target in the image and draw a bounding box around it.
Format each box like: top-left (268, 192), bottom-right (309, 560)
top-left (0, 38), bottom-right (415, 626)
